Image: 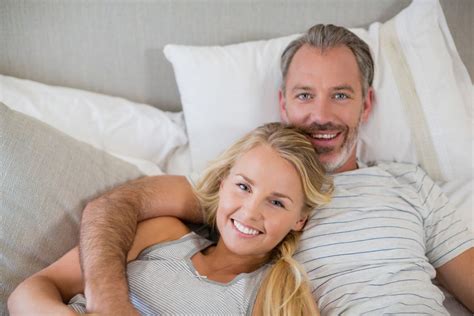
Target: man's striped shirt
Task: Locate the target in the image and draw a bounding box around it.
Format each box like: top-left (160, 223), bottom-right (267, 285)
top-left (294, 162), bottom-right (473, 315)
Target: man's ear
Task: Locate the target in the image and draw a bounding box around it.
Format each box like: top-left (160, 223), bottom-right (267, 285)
top-left (361, 87), bottom-right (374, 123)
top-left (293, 215), bottom-right (308, 231)
top-left (279, 89), bottom-right (289, 124)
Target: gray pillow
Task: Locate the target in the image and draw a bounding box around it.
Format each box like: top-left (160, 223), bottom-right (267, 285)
top-left (0, 102), bottom-right (143, 315)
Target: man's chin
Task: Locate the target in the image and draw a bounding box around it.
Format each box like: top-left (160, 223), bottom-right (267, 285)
top-left (315, 123), bottom-right (361, 173)
top-left (319, 151), bottom-right (350, 173)
top-left (314, 145), bottom-right (335, 155)
top-left (321, 160), bottom-right (339, 173)
top-left (319, 156), bottom-right (338, 173)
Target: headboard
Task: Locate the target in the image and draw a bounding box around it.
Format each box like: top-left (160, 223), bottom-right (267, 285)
top-left (1, 0), bottom-right (473, 112)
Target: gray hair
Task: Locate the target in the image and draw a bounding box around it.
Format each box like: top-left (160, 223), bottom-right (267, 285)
top-left (281, 24), bottom-right (374, 96)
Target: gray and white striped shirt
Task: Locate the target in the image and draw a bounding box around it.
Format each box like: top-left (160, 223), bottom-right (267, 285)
top-left (294, 162), bottom-right (473, 315)
top-left (69, 232), bottom-right (268, 315)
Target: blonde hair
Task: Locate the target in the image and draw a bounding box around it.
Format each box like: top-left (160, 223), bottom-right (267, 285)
top-left (195, 122), bottom-right (333, 316)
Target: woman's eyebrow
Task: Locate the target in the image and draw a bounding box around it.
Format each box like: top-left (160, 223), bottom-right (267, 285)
top-left (271, 192), bottom-right (293, 203)
top-left (236, 173), bottom-right (255, 185)
top-left (236, 173), bottom-right (294, 203)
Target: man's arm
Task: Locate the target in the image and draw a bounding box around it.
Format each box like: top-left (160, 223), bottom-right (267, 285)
top-left (79, 175), bottom-right (201, 314)
top-left (436, 247), bottom-right (474, 312)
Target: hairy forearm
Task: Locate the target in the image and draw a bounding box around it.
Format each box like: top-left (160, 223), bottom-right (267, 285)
top-left (8, 276), bottom-right (76, 316)
top-left (79, 175), bottom-right (201, 313)
top-left (79, 187), bottom-right (140, 312)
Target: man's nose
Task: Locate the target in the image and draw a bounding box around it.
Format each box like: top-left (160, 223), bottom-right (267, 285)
top-left (309, 96), bottom-right (333, 124)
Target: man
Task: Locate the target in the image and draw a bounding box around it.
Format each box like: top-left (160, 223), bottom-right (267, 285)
top-left (79, 24), bottom-right (473, 315)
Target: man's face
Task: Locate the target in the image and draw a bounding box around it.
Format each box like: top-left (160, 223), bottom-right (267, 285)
top-left (279, 44), bottom-right (373, 173)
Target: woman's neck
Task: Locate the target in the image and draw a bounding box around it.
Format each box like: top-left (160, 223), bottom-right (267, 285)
top-left (191, 239), bottom-right (269, 283)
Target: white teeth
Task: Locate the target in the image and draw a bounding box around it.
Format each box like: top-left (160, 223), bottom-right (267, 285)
top-left (233, 220), bottom-right (260, 235)
top-left (312, 133), bottom-right (337, 139)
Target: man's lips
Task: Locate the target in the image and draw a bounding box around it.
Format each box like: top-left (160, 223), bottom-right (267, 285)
top-left (308, 131), bottom-right (343, 148)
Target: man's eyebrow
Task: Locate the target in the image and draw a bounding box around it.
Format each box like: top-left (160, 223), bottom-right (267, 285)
top-left (291, 85), bottom-right (314, 92)
top-left (333, 85), bottom-right (355, 93)
top-left (236, 174), bottom-right (293, 203)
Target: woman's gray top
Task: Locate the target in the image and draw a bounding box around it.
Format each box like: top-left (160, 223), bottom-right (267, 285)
top-left (68, 232), bottom-right (269, 315)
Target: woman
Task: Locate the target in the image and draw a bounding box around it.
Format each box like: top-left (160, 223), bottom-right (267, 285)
top-left (8, 122), bottom-right (333, 315)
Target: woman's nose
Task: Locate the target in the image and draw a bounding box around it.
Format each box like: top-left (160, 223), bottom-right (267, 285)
top-left (241, 198), bottom-right (263, 220)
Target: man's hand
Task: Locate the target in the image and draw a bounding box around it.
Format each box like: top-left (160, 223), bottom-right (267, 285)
top-left (79, 175), bottom-right (201, 314)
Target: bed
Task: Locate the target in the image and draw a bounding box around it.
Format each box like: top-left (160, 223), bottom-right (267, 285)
top-left (0, 0), bottom-right (472, 315)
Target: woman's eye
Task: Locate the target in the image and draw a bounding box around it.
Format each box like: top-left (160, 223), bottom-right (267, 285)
top-left (237, 183), bottom-right (249, 192)
top-left (271, 200), bottom-right (285, 208)
top-left (297, 93), bottom-right (312, 101)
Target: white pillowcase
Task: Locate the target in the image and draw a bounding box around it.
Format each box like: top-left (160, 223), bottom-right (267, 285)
top-left (357, 0), bottom-right (473, 182)
top-left (164, 0), bottom-right (473, 182)
top-left (0, 75), bottom-right (188, 175)
top-left (164, 35), bottom-right (296, 173)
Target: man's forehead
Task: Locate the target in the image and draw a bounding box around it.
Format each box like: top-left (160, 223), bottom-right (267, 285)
top-left (291, 83), bottom-right (356, 92)
top-left (291, 45), bottom-right (358, 70)
top-left (285, 45), bottom-right (362, 91)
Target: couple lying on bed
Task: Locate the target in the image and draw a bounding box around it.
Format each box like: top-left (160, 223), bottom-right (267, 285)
top-left (9, 24), bottom-right (473, 315)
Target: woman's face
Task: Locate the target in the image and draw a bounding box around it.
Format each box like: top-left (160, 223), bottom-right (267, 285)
top-left (216, 144), bottom-right (307, 258)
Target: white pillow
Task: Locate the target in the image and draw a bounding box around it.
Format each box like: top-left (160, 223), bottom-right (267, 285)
top-left (0, 75), bottom-right (188, 175)
top-left (164, 0), bottom-right (473, 182)
top-left (164, 35), bottom-right (295, 173)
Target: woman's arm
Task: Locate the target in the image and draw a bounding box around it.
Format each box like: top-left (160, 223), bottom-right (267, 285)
top-left (8, 216), bottom-right (190, 315)
top-left (7, 248), bottom-right (84, 315)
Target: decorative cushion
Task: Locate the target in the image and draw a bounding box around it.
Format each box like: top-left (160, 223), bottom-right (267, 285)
top-left (0, 102), bottom-right (143, 314)
top-left (0, 74), bottom-right (188, 175)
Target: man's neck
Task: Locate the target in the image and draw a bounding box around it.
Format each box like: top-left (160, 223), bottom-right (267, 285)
top-left (332, 156), bottom-right (359, 174)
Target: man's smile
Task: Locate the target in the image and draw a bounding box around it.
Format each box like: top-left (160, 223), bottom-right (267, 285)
top-left (304, 124), bottom-right (348, 154)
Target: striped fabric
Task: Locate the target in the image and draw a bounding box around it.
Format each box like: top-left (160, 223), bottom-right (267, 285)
top-left (295, 162), bottom-right (473, 315)
top-left (69, 232), bottom-right (268, 315)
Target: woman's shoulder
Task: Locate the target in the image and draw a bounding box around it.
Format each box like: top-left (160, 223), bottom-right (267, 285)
top-left (138, 216), bottom-right (191, 239)
top-left (127, 216), bottom-right (191, 261)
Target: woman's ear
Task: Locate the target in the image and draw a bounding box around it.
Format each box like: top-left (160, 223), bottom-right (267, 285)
top-left (293, 215), bottom-right (308, 231)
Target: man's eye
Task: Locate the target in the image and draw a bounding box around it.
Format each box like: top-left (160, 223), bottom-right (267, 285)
top-left (297, 93), bottom-right (312, 101)
top-left (334, 93), bottom-right (349, 100)
top-left (271, 200), bottom-right (285, 208)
